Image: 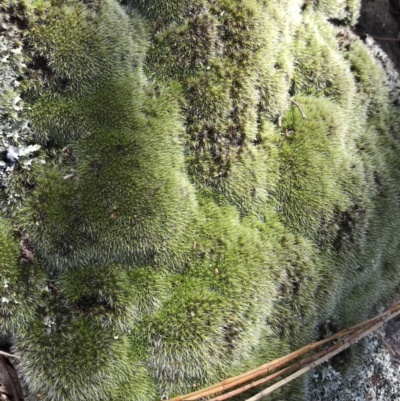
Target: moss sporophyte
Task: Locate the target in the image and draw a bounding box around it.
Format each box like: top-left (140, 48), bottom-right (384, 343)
top-left (1, 0), bottom-right (400, 400)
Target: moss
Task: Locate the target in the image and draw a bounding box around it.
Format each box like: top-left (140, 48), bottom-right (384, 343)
top-left (2, 0), bottom-right (400, 400)
top-left (135, 198), bottom-right (279, 397)
top-left (14, 315), bottom-right (155, 401)
top-left (142, 279), bottom-right (227, 397)
top-left (59, 263), bottom-right (137, 331)
top-left (144, 0), bottom-right (299, 189)
top-left (273, 97), bottom-right (361, 249)
top-left (325, 30), bottom-right (400, 327)
top-left (23, 93), bottom-right (198, 270)
top-left (20, 0), bottom-right (198, 270)
top-left (123, 0), bottom-right (196, 22)
top-left (308, 0), bottom-right (361, 25)
top-left (25, 0), bottom-right (149, 145)
top-left (145, 11), bottom-right (220, 78)
top-left (126, 266), bottom-right (172, 316)
top-left (293, 13), bottom-right (356, 108)
top-left (337, 30), bottom-right (390, 129)
top-left (0, 218), bottom-right (45, 336)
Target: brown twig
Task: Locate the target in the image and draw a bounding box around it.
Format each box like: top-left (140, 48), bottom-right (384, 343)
top-left (207, 362), bottom-right (301, 401)
top-left (245, 344), bottom-right (348, 401)
top-left (246, 308), bottom-right (400, 401)
top-left (170, 301), bottom-right (400, 401)
top-left (368, 35), bottom-right (400, 41)
top-left (290, 97), bottom-right (306, 119)
top-left (0, 351), bottom-right (20, 360)
top-left (174, 328), bottom-right (349, 401)
top-left (208, 321), bottom-right (374, 401)
top-left (164, 300), bottom-right (400, 401)
top-left (375, 331), bottom-right (397, 357)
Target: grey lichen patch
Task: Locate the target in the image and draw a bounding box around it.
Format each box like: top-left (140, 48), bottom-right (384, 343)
top-left (0, 11), bottom-right (45, 215)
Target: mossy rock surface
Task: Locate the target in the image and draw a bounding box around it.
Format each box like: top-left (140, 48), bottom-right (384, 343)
top-left (1, 0), bottom-right (400, 400)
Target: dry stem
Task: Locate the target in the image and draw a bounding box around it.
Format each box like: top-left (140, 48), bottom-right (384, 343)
top-left (168, 300), bottom-right (400, 401)
top-left (0, 351), bottom-right (20, 360)
top-left (290, 97), bottom-right (306, 119)
top-left (245, 308), bottom-right (400, 400)
top-left (375, 331), bottom-right (397, 357)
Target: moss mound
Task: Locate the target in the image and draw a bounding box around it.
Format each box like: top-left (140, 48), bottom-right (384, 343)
top-left (1, 0), bottom-right (400, 400)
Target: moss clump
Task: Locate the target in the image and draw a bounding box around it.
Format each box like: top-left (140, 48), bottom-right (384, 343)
top-left (124, 0), bottom-right (195, 22)
top-left (0, 218), bottom-right (45, 336)
top-left (59, 263), bottom-right (137, 331)
top-left (307, 0), bottom-right (361, 25)
top-left (136, 198), bottom-right (278, 397)
top-left (273, 96), bottom-right (366, 250)
top-left (144, 0), bottom-right (299, 190)
top-left (25, 0), bottom-right (149, 145)
top-left (2, 0), bottom-right (400, 400)
top-left (18, 0), bottom-right (198, 271)
top-left (292, 13), bottom-right (356, 108)
top-left (15, 315), bottom-right (156, 401)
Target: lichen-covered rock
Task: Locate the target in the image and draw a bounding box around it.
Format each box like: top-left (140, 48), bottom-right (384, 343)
top-left (1, 0), bottom-right (400, 400)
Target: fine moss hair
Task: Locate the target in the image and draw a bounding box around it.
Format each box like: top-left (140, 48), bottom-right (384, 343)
top-left (0, 218), bottom-right (45, 337)
top-left (2, 0), bottom-right (400, 400)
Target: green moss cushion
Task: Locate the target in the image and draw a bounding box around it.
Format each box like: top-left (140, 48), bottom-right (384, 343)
top-left (1, 0), bottom-right (400, 400)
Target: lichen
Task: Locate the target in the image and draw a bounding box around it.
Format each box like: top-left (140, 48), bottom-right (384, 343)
top-left (0, 5), bottom-right (45, 215)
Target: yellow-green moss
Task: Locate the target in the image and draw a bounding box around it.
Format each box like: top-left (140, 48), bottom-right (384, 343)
top-left (20, 0), bottom-right (198, 270)
top-left (273, 96), bottom-right (366, 249)
top-left (308, 0), bottom-right (361, 25)
top-left (15, 315), bottom-right (156, 401)
top-left (0, 218), bottom-right (45, 336)
top-left (26, 0), bottom-right (149, 144)
top-left (293, 13), bottom-right (356, 108)
top-left (2, 0), bottom-right (400, 400)
top-left (144, 0), bottom-right (299, 190)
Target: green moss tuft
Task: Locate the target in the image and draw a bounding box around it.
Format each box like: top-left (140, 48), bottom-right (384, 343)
top-left (293, 13), bottom-right (356, 108)
top-left (308, 0), bottom-right (361, 25)
top-left (20, 0), bottom-right (198, 270)
top-left (274, 97), bottom-right (360, 248)
top-left (3, 0), bottom-right (400, 400)
top-left (59, 263), bottom-right (137, 331)
top-left (26, 0), bottom-right (149, 145)
top-left (144, 0), bottom-right (300, 189)
top-left (14, 315), bottom-right (155, 401)
top-left (0, 218), bottom-right (45, 336)
top-left (123, 0), bottom-right (195, 22)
